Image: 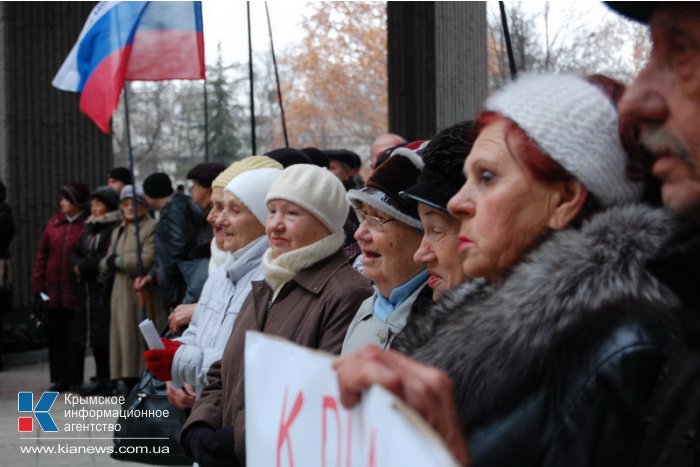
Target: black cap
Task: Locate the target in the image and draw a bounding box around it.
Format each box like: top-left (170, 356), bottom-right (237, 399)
top-left (400, 121), bottom-right (474, 212)
top-left (90, 186), bottom-right (120, 211)
top-left (143, 172), bottom-right (174, 198)
top-left (323, 149), bottom-right (362, 170)
top-left (301, 147), bottom-right (330, 168)
top-left (186, 162), bottom-right (227, 188)
top-left (265, 148), bottom-right (312, 167)
top-left (107, 167), bottom-right (133, 185)
top-left (605, 2), bottom-right (657, 24)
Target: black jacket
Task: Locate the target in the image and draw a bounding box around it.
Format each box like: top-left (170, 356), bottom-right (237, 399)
top-left (399, 204), bottom-right (682, 467)
top-left (635, 220), bottom-right (700, 467)
top-left (153, 192), bottom-right (200, 308)
top-left (70, 210), bottom-right (121, 346)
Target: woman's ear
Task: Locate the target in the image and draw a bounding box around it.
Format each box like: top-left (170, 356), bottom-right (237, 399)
top-left (547, 180), bottom-right (588, 230)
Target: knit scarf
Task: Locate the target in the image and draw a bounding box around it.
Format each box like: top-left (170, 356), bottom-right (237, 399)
top-left (262, 231), bottom-right (344, 296)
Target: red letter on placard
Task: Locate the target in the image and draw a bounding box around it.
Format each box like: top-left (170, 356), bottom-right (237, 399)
top-left (321, 396), bottom-right (341, 467)
top-left (277, 386), bottom-right (304, 467)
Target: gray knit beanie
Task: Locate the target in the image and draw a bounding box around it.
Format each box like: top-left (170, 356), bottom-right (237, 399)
top-left (485, 73), bottom-right (642, 207)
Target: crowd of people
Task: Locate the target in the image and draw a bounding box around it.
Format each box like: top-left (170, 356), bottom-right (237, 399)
top-left (9, 2), bottom-right (700, 466)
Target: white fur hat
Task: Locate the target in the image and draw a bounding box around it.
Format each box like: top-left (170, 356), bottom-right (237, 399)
top-left (485, 73), bottom-right (642, 207)
top-left (224, 168), bottom-right (282, 226)
top-left (265, 164), bottom-right (348, 233)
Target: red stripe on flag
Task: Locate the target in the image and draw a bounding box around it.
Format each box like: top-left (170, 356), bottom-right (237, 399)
top-left (126, 30), bottom-right (205, 81)
top-left (79, 45), bottom-right (133, 133)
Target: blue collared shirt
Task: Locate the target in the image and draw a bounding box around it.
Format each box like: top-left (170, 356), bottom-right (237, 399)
top-left (373, 269), bottom-right (429, 322)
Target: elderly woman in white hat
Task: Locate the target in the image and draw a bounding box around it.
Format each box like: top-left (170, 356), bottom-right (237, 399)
top-left (181, 164), bottom-right (372, 467)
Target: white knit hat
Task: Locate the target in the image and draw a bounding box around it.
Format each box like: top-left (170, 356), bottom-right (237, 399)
top-left (485, 73), bottom-right (642, 207)
top-left (265, 164), bottom-right (348, 233)
top-left (224, 168), bottom-right (282, 226)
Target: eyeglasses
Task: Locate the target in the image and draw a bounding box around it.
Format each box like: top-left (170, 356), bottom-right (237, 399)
top-left (355, 209), bottom-right (396, 232)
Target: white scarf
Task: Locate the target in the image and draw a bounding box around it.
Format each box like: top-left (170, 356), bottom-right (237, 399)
top-left (208, 237), bottom-right (229, 277)
top-left (262, 231), bottom-right (345, 298)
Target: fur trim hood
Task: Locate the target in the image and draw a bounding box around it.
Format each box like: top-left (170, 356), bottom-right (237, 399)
top-left (402, 204), bottom-right (681, 430)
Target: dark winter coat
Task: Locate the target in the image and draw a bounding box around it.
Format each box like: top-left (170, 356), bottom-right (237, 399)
top-left (32, 211), bottom-right (88, 309)
top-left (69, 210), bottom-right (122, 347)
top-left (154, 192), bottom-right (200, 308)
top-left (0, 201), bottom-right (14, 259)
top-left (397, 204), bottom-right (682, 467)
top-left (0, 195), bottom-right (15, 312)
top-left (181, 249), bottom-right (373, 465)
top-left (634, 220), bottom-right (700, 467)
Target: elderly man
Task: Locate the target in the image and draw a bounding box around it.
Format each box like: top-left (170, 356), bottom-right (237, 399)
top-left (610, 3), bottom-right (700, 466)
top-left (334, 3), bottom-right (700, 466)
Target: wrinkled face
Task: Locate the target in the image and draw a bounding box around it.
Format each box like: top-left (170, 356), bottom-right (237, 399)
top-left (207, 187), bottom-right (226, 248)
top-left (216, 192), bottom-right (265, 253)
top-left (90, 198), bottom-right (108, 217)
top-left (266, 199), bottom-right (330, 258)
top-left (60, 197), bottom-right (80, 217)
top-left (189, 180), bottom-right (211, 208)
top-left (414, 204), bottom-right (465, 300)
top-left (120, 198), bottom-right (146, 222)
top-left (619, 4), bottom-right (700, 219)
top-left (354, 204), bottom-right (423, 296)
top-left (447, 120), bottom-right (563, 282)
top-left (107, 178), bottom-right (126, 193)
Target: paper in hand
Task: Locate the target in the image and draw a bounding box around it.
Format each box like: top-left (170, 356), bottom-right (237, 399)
top-left (139, 319), bottom-right (164, 350)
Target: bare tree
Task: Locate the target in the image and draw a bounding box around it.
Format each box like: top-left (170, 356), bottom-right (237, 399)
top-left (488, 3), bottom-right (650, 91)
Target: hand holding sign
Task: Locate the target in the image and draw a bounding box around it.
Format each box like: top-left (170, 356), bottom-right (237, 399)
top-left (245, 332), bottom-right (461, 467)
top-left (334, 345), bottom-right (470, 466)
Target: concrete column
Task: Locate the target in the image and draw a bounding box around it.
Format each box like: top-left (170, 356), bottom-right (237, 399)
top-left (0, 2), bottom-right (112, 315)
top-left (387, 1), bottom-right (487, 140)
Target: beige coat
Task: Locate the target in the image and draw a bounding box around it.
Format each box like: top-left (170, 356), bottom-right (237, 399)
top-left (108, 216), bottom-right (164, 379)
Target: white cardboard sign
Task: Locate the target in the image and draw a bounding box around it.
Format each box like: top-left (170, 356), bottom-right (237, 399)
top-left (245, 331), bottom-right (459, 467)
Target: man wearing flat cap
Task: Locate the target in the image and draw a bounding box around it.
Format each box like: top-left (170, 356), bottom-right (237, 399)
top-left (604, 3), bottom-right (700, 466)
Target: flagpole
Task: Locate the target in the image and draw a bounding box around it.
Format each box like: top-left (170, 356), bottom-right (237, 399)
top-left (265, 2), bottom-right (289, 148)
top-left (203, 79), bottom-right (210, 162)
top-left (247, 1), bottom-right (257, 155)
top-left (122, 83), bottom-right (144, 277)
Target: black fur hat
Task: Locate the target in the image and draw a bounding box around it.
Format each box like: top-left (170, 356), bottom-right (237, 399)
top-left (400, 121), bottom-right (474, 212)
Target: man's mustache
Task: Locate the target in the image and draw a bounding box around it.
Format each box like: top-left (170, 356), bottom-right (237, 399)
top-left (639, 126), bottom-right (693, 167)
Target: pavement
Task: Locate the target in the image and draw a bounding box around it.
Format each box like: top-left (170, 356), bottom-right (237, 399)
top-left (0, 350), bottom-right (176, 467)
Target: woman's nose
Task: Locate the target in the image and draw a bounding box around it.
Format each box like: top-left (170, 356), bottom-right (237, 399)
top-left (413, 239), bottom-right (436, 266)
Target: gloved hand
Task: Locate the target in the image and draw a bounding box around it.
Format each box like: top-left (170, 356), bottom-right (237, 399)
top-left (182, 424), bottom-right (237, 467)
top-left (144, 338), bottom-right (182, 382)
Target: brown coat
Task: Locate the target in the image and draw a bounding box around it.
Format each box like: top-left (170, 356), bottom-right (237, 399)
top-left (182, 249), bottom-right (372, 465)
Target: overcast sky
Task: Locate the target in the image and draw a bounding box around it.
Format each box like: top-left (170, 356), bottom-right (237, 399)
top-left (201, 1), bottom-right (310, 66)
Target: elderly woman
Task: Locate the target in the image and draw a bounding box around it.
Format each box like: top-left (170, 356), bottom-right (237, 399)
top-left (167, 156), bottom-right (283, 335)
top-left (341, 145), bottom-right (430, 354)
top-left (334, 74), bottom-right (681, 466)
top-left (70, 186), bottom-right (122, 395)
top-left (32, 181), bottom-right (90, 392)
top-left (144, 168), bottom-right (281, 408)
top-left (401, 121), bottom-right (473, 300)
top-left (103, 185), bottom-right (161, 393)
top-left (181, 164), bottom-right (373, 466)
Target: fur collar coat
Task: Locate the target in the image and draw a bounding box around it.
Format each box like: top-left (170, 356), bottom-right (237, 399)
top-left (395, 204), bottom-right (683, 467)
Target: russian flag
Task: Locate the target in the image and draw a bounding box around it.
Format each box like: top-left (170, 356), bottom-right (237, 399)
top-left (52, 1), bottom-right (205, 133)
